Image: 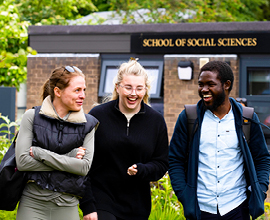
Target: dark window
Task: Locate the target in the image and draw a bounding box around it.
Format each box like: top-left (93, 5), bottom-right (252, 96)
top-left (240, 55), bottom-right (270, 151)
top-left (99, 60), bottom-right (163, 98)
top-left (98, 55), bottom-right (164, 115)
top-left (247, 67), bottom-right (270, 95)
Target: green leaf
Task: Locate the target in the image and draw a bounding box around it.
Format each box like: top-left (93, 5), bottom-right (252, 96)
top-left (0, 115), bottom-right (10, 124)
top-left (0, 124), bottom-right (8, 129)
top-left (9, 121), bottom-right (18, 128)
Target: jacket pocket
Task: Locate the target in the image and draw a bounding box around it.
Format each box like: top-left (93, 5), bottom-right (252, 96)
top-left (249, 182), bottom-right (265, 219)
top-left (179, 184), bottom-right (199, 220)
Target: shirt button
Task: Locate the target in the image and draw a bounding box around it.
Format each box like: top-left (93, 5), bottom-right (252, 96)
top-left (218, 181), bottom-right (220, 183)
top-left (218, 135), bottom-right (220, 137)
top-left (217, 195), bottom-right (219, 197)
top-left (217, 166), bottom-right (220, 168)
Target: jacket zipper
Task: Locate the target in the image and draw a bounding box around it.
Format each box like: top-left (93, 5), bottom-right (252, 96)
top-left (126, 112), bottom-right (144, 136)
top-left (58, 122), bottom-right (64, 145)
top-left (127, 120), bottom-right (130, 136)
top-left (114, 104), bottom-right (144, 136)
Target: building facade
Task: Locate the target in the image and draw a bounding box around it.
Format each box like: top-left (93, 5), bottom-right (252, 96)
top-left (27, 21), bottom-right (270, 199)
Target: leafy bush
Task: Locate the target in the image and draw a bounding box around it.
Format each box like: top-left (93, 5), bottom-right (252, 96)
top-left (256, 202), bottom-right (270, 220)
top-left (149, 174), bottom-right (185, 220)
top-left (0, 1), bottom-right (37, 91)
top-left (0, 114), bottom-right (20, 163)
top-left (0, 207), bottom-right (17, 220)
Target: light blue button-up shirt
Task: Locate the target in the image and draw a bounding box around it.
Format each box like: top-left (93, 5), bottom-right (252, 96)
top-left (197, 108), bottom-right (247, 215)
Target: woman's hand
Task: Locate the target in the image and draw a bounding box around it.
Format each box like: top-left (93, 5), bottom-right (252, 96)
top-left (127, 164), bottom-right (138, 176)
top-left (83, 212), bottom-right (98, 220)
top-left (76, 147), bottom-right (86, 159)
top-left (29, 147), bottom-right (34, 158)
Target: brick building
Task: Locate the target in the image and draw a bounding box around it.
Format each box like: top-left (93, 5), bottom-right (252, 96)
top-left (27, 21), bottom-right (270, 200)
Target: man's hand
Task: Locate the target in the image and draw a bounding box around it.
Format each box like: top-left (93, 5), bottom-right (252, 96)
top-left (83, 212), bottom-right (98, 220)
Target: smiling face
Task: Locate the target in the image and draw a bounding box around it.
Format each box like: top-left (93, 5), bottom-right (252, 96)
top-left (198, 71), bottom-right (227, 112)
top-left (116, 74), bottom-right (146, 114)
top-left (54, 75), bottom-right (86, 117)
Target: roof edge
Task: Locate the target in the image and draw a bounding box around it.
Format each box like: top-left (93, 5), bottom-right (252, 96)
top-left (28, 21), bottom-right (270, 35)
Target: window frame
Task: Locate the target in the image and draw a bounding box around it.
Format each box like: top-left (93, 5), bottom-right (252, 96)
top-left (240, 55), bottom-right (270, 101)
top-left (239, 55), bottom-right (270, 151)
top-left (98, 59), bottom-right (164, 98)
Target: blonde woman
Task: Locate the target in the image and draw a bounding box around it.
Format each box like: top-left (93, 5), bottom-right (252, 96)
top-left (80, 59), bottom-right (169, 220)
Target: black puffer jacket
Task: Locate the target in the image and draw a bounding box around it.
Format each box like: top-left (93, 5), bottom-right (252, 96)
top-left (27, 106), bottom-right (98, 198)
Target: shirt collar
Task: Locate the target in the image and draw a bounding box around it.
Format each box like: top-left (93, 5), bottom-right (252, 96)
top-left (39, 95), bottom-right (87, 123)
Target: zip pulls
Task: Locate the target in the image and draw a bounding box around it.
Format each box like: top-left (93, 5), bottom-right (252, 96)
top-left (119, 111), bottom-right (135, 136)
top-left (114, 104), bottom-right (145, 136)
top-left (125, 111), bottom-right (144, 136)
top-left (125, 114), bottom-right (137, 136)
top-left (58, 122), bottom-right (64, 144)
top-left (127, 120), bottom-right (130, 136)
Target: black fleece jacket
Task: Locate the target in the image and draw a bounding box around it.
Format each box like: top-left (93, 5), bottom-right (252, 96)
top-left (80, 99), bottom-right (168, 220)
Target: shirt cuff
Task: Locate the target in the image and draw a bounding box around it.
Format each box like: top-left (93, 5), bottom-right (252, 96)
top-left (80, 201), bottom-right (97, 216)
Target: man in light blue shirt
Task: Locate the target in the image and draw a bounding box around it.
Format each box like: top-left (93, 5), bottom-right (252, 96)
top-left (169, 61), bottom-right (270, 220)
top-left (198, 108), bottom-right (247, 216)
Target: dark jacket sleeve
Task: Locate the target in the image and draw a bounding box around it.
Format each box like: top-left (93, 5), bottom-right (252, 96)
top-left (248, 112), bottom-right (270, 193)
top-left (136, 117), bottom-right (169, 182)
top-left (168, 110), bottom-right (189, 199)
top-left (79, 110), bottom-right (99, 216)
top-left (79, 175), bottom-right (97, 216)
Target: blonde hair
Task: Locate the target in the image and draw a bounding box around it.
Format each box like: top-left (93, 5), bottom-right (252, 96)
top-left (109, 58), bottom-right (151, 105)
top-left (41, 66), bottom-right (85, 101)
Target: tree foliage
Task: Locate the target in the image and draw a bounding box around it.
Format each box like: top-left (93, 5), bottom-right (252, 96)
top-left (0, 0), bottom-right (99, 90)
top-left (105, 0), bottom-right (269, 24)
top-left (189, 0), bottom-right (268, 22)
top-left (0, 0), bottom-right (270, 90)
top-left (92, 0), bottom-right (111, 13)
top-left (14, 0), bottom-right (98, 25)
top-left (0, 0), bottom-right (36, 90)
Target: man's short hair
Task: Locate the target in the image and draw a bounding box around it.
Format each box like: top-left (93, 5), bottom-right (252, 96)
top-left (199, 61), bottom-right (234, 92)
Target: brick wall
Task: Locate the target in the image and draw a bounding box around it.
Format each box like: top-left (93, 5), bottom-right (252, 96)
top-left (27, 55), bottom-right (270, 202)
top-left (164, 56), bottom-right (239, 139)
top-left (26, 56), bottom-right (100, 113)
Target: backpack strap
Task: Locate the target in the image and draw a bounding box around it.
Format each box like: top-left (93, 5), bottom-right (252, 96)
top-left (184, 104), bottom-right (198, 143)
top-left (242, 106), bottom-right (254, 144)
top-left (184, 104), bottom-right (198, 173)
